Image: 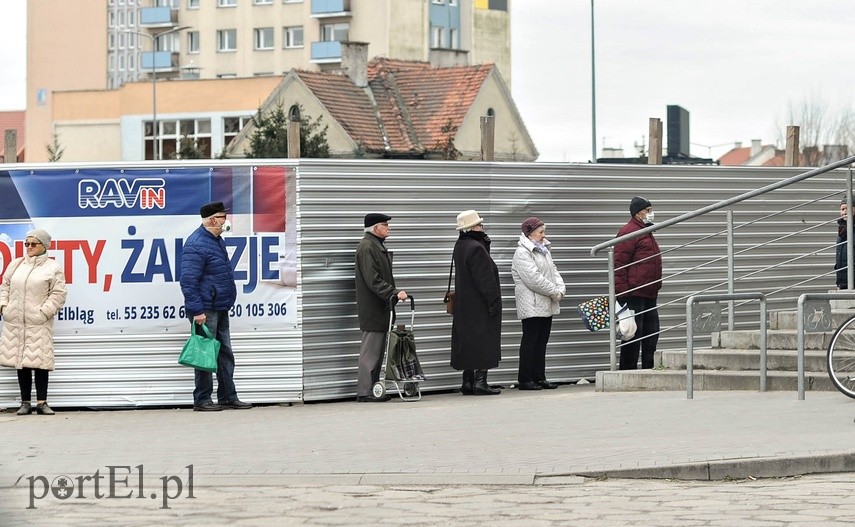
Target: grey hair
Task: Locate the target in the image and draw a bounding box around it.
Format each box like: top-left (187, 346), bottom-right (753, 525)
top-left (364, 226), bottom-right (376, 233)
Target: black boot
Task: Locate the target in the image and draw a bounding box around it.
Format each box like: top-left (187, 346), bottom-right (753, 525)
top-left (473, 370), bottom-right (500, 395)
top-left (460, 370), bottom-right (475, 395)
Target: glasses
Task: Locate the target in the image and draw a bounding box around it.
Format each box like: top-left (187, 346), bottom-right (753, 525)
top-left (24, 242), bottom-right (42, 248)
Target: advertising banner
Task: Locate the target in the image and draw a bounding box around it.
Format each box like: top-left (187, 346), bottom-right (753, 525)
top-left (0, 165), bottom-right (297, 335)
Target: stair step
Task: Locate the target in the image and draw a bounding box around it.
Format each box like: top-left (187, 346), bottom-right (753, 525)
top-left (714, 330), bottom-right (854, 351)
top-left (595, 369), bottom-right (838, 392)
top-left (770, 310), bottom-right (855, 331)
top-left (662, 348), bottom-right (831, 372)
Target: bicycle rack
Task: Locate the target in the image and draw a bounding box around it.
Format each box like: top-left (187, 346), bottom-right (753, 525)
top-left (686, 293), bottom-right (766, 400)
top-left (796, 293), bottom-right (855, 400)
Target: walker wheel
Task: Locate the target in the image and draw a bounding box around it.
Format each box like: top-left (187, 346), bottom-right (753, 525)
top-left (403, 382), bottom-right (418, 397)
top-left (372, 382), bottom-right (386, 398)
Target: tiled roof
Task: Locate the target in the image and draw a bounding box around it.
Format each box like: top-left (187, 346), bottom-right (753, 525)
top-left (717, 146), bottom-right (751, 166)
top-left (0, 110), bottom-right (25, 161)
top-left (296, 71), bottom-right (387, 152)
top-left (296, 58), bottom-right (493, 156)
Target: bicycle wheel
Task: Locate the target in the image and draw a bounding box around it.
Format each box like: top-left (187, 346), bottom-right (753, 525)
top-left (826, 313), bottom-right (855, 399)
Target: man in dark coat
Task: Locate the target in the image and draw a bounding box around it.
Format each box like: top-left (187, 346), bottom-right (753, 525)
top-left (354, 213), bottom-right (408, 402)
top-left (451, 210), bottom-right (502, 395)
top-left (614, 196), bottom-right (663, 370)
top-left (836, 199), bottom-right (849, 289)
top-left (180, 201), bottom-right (252, 411)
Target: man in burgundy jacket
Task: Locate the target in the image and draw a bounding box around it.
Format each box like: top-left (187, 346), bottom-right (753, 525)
top-left (614, 196), bottom-right (663, 369)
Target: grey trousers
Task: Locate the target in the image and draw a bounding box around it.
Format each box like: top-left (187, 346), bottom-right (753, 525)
top-left (357, 331), bottom-right (386, 396)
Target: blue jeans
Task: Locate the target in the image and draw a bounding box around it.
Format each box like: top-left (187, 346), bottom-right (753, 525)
top-left (193, 310), bottom-right (238, 406)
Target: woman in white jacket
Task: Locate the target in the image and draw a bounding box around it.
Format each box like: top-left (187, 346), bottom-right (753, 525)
top-left (511, 217), bottom-right (565, 390)
top-left (0, 229), bottom-right (67, 415)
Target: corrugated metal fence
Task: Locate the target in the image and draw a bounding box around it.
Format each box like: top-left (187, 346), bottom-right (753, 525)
top-left (297, 160), bottom-right (847, 401)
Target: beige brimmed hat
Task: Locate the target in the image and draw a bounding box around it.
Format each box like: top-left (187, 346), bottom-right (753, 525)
top-left (456, 210), bottom-right (484, 231)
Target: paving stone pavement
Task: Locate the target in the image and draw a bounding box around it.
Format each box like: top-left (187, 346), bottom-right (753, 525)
top-left (0, 384), bottom-right (853, 524)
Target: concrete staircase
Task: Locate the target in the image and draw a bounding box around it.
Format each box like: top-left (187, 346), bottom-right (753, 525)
top-left (596, 297), bottom-right (855, 393)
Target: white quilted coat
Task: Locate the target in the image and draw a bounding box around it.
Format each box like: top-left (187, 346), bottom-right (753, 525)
top-left (0, 254), bottom-right (68, 371)
top-left (511, 234), bottom-right (566, 320)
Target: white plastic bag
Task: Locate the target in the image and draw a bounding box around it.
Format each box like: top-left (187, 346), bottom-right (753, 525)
top-left (614, 301), bottom-right (637, 340)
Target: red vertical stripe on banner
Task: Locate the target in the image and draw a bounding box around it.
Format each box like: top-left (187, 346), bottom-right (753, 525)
top-left (252, 166), bottom-right (286, 232)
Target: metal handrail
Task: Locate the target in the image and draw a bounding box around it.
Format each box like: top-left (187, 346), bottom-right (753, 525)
top-left (591, 154), bottom-right (855, 257)
top-left (686, 293), bottom-right (767, 400)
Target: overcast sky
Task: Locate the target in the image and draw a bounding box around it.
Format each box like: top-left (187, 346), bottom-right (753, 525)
top-left (2, 0), bottom-right (854, 162)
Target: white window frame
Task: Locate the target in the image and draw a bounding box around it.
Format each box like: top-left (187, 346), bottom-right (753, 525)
top-left (449, 0), bottom-right (458, 5)
top-left (283, 26), bottom-right (303, 48)
top-left (187, 31), bottom-right (200, 53)
top-left (432, 0), bottom-right (444, 4)
top-left (254, 27), bottom-right (274, 50)
top-left (218, 0), bottom-right (237, 7)
top-left (188, 0), bottom-right (200, 7)
top-left (431, 26), bottom-right (444, 48)
top-left (449, 28), bottom-right (458, 49)
top-left (254, 0), bottom-right (273, 4)
top-left (320, 22), bottom-right (348, 42)
top-left (217, 29), bottom-right (237, 52)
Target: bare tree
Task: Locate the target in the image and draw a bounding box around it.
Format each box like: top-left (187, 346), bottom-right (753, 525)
top-left (778, 94), bottom-right (855, 166)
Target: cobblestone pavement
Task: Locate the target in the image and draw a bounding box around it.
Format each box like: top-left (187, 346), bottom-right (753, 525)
top-left (1, 473), bottom-right (853, 526)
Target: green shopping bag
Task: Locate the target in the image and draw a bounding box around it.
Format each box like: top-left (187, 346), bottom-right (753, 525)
top-left (178, 323), bottom-right (221, 373)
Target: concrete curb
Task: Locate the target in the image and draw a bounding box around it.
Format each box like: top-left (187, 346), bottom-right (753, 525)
top-left (568, 451), bottom-right (855, 481)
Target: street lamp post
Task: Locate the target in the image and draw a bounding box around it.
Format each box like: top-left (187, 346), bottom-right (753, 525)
top-left (129, 26), bottom-right (189, 161)
top-left (590, 0), bottom-right (597, 163)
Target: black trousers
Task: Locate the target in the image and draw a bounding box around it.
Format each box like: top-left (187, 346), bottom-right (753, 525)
top-left (518, 316), bottom-right (553, 383)
top-left (619, 296), bottom-right (660, 370)
top-left (18, 368), bottom-right (49, 402)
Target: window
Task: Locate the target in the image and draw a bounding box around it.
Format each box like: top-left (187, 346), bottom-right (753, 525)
top-left (283, 26), bottom-right (303, 48)
top-left (223, 116), bottom-right (252, 146)
top-left (449, 0), bottom-right (457, 4)
top-left (218, 0), bottom-right (237, 6)
top-left (144, 118), bottom-right (212, 160)
top-left (254, 0), bottom-right (272, 3)
top-left (320, 23), bottom-right (348, 42)
top-left (217, 29), bottom-right (237, 51)
top-left (449, 28), bottom-right (458, 49)
top-left (217, 73), bottom-right (237, 78)
top-left (118, 10), bottom-right (125, 26)
top-left (119, 33), bottom-right (127, 49)
top-left (431, 26), bottom-right (444, 48)
top-left (129, 53), bottom-right (136, 69)
top-left (254, 27), bottom-right (274, 50)
top-left (283, 0), bottom-right (302, 3)
top-left (187, 31), bottom-right (199, 53)
top-left (109, 11), bottom-right (116, 27)
top-left (119, 54), bottom-right (126, 71)
top-left (188, 0), bottom-right (200, 7)
top-left (432, 0), bottom-right (444, 3)
top-left (109, 33), bottom-right (116, 50)
top-left (128, 10), bottom-right (135, 25)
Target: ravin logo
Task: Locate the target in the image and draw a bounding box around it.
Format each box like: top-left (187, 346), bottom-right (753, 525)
top-left (78, 178), bottom-right (166, 210)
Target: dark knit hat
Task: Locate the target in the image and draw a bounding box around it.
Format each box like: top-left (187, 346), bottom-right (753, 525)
top-left (200, 201), bottom-right (228, 218)
top-left (521, 217), bottom-right (545, 237)
top-left (630, 196), bottom-right (652, 216)
top-left (364, 213), bottom-right (392, 228)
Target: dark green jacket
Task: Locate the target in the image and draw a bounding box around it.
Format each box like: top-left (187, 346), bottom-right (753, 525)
top-left (355, 233), bottom-right (397, 332)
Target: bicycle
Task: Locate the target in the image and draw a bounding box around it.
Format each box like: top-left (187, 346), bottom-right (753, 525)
top-left (826, 314), bottom-right (855, 399)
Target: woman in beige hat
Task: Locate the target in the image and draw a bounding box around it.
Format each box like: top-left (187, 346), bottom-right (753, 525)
top-left (450, 210), bottom-right (502, 395)
top-left (0, 229), bottom-right (68, 415)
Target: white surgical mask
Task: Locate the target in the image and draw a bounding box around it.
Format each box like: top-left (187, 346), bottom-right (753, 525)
top-left (644, 212), bottom-right (655, 224)
top-left (221, 219), bottom-right (232, 233)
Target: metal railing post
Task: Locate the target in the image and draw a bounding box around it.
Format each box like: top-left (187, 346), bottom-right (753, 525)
top-left (686, 292), bottom-right (766, 400)
top-left (727, 209), bottom-right (735, 331)
top-left (608, 248), bottom-right (617, 371)
top-left (686, 298), bottom-right (694, 399)
top-left (797, 295), bottom-right (806, 400)
top-left (847, 167), bottom-right (853, 290)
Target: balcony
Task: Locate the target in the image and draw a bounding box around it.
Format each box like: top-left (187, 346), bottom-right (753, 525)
top-left (139, 7), bottom-right (179, 28)
top-left (311, 0), bottom-right (351, 18)
top-left (140, 51), bottom-right (180, 73)
top-left (310, 41), bottom-right (342, 63)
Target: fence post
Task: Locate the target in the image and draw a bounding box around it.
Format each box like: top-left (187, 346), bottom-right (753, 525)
top-left (848, 167), bottom-right (853, 290)
top-left (785, 125), bottom-right (800, 166)
top-left (648, 118), bottom-right (662, 164)
top-left (608, 248), bottom-right (617, 371)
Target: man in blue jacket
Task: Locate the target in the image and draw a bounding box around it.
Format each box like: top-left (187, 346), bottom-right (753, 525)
top-left (180, 201), bottom-right (252, 411)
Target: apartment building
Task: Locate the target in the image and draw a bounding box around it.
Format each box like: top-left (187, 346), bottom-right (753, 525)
top-left (26, 0), bottom-right (511, 162)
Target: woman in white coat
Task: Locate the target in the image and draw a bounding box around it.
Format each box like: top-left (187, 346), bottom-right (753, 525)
top-left (0, 229), bottom-right (67, 415)
top-left (511, 217), bottom-right (565, 390)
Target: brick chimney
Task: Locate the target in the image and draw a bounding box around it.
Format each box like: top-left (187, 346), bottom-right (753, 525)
top-left (341, 42), bottom-right (369, 88)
